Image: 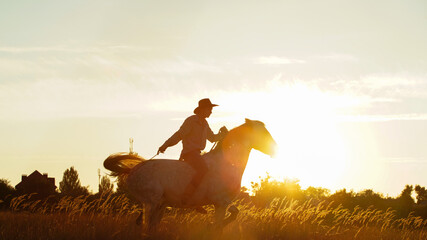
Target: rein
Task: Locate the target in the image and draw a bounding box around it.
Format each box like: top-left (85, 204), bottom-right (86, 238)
top-left (148, 140), bottom-right (218, 161)
top-left (210, 141), bottom-right (218, 152)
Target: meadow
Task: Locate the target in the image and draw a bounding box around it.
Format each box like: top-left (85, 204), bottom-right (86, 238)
top-left (1, 193), bottom-right (426, 240)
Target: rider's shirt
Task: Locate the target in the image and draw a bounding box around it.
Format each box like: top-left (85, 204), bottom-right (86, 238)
top-left (162, 115), bottom-right (220, 156)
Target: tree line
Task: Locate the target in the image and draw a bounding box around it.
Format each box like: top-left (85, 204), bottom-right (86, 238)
top-left (1, 168), bottom-right (427, 220)
top-left (0, 167), bottom-right (117, 202)
top-left (248, 174), bottom-right (427, 219)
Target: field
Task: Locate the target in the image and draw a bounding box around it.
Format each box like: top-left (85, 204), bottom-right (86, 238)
top-left (1, 194), bottom-right (426, 240)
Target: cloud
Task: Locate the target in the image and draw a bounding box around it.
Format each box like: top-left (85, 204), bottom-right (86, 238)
top-left (360, 74), bottom-right (426, 89)
top-left (0, 45), bottom-right (151, 53)
top-left (0, 53), bottom-right (227, 88)
top-left (255, 56), bottom-right (305, 65)
top-left (0, 46), bottom-right (90, 53)
top-left (1, 43), bottom-right (426, 124)
top-left (133, 58), bottom-right (223, 75)
top-left (329, 73), bottom-right (427, 99)
top-left (0, 78), bottom-right (158, 120)
top-left (338, 113), bottom-right (427, 122)
top-left (383, 157), bottom-right (427, 164)
top-left (312, 54), bottom-right (358, 62)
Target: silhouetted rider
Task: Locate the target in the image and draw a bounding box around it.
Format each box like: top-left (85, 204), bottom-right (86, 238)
top-left (157, 98), bottom-right (228, 201)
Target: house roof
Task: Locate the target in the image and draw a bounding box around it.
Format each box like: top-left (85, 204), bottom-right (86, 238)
top-left (15, 170), bottom-right (56, 189)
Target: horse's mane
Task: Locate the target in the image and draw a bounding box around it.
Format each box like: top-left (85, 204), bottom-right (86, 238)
top-left (209, 119), bottom-right (265, 154)
top-left (209, 125), bottom-right (239, 154)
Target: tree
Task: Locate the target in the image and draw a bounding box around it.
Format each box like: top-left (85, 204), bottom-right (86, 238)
top-left (414, 185), bottom-right (427, 218)
top-left (328, 188), bottom-right (356, 209)
top-left (59, 167), bottom-right (89, 197)
top-left (355, 189), bottom-right (384, 208)
top-left (98, 175), bottom-right (114, 195)
top-left (304, 186), bottom-right (330, 200)
top-left (398, 185), bottom-right (414, 203)
top-left (396, 184), bottom-right (415, 217)
top-left (415, 185), bottom-right (427, 204)
top-left (115, 177), bottom-right (127, 195)
top-left (0, 178), bottom-right (15, 200)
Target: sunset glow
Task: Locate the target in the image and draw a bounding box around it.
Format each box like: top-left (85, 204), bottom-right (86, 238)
top-left (1, 0), bottom-right (426, 198)
top-left (223, 82), bottom-right (349, 190)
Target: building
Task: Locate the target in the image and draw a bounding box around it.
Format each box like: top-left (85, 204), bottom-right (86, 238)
top-left (15, 170), bottom-right (57, 197)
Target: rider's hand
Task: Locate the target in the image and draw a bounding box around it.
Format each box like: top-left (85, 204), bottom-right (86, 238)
top-left (157, 145), bottom-right (167, 154)
top-left (219, 126), bottom-right (228, 134)
top-left (219, 126), bottom-right (228, 138)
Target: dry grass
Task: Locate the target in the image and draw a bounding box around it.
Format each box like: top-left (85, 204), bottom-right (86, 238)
top-left (1, 194), bottom-right (426, 240)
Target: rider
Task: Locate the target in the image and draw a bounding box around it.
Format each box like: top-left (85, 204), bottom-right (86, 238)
top-left (157, 98), bottom-right (227, 201)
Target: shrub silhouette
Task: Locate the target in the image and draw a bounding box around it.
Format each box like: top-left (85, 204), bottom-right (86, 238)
top-left (98, 175), bottom-right (114, 195)
top-left (251, 174), bottom-right (304, 207)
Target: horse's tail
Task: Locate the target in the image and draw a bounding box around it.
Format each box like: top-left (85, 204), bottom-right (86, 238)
top-left (103, 152), bottom-right (146, 177)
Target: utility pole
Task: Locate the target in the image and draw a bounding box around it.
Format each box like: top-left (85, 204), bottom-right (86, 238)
top-left (97, 168), bottom-right (101, 192)
top-left (129, 137), bottom-right (134, 155)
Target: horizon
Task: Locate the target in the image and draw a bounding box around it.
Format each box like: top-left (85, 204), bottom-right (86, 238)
top-left (1, 0), bottom-right (427, 197)
top-left (8, 163), bottom-right (425, 198)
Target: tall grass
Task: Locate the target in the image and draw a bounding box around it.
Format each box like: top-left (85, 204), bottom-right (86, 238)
top-left (1, 194), bottom-right (426, 240)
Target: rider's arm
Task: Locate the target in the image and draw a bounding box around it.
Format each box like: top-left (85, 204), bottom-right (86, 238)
top-left (160, 117), bottom-right (193, 150)
top-left (207, 126), bottom-right (228, 143)
top-left (207, 125), bottom-right (221, 143)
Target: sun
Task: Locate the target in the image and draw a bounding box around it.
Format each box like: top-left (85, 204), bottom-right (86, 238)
top-left (222, 81), bottom-right (353, 191)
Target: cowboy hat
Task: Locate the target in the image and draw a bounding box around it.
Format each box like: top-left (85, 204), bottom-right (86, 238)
top-left (194, 98), bottom-right (218, 114)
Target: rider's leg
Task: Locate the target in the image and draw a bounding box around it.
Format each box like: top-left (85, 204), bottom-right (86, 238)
top-left (182, 150), bottom-right (208, 202)
top-left (188, 156), bottom-right (208, 188)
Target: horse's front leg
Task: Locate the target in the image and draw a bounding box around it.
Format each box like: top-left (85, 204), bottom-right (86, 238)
top-left (213, 204), bottom-right (227, 229)
top-left (223, 205), bottom-right (239, 226)
top-left (213, 204), bottom-right (239, 230)
top-left (145, 202), bottom-right (166, 233)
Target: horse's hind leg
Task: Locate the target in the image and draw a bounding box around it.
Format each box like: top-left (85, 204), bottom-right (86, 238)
top-left (151, 203), bottom-right (166, 227)
top-left (136, 211), bottom-right (143, 226)
top-left (147, 202), bottom-right (166, 233)
top-left (141, 204), bottom-right (151, 232)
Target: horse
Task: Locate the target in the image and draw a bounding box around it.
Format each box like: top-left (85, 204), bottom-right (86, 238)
top-left (104, 118), bottom-right (277, 232)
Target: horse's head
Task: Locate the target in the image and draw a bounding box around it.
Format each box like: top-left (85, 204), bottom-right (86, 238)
top-left (244, 118), bottom-right (277, 157)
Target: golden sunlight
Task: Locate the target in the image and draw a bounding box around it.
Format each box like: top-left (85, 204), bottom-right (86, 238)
top-left (232, 81), bottom-right (353, 190)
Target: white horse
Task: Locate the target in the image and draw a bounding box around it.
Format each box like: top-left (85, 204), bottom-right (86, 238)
top-left (104, 118), bottom-right (276, 232)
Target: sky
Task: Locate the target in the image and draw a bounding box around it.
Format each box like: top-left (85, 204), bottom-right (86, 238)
top-left (1, 0), bottom-right (426, 196)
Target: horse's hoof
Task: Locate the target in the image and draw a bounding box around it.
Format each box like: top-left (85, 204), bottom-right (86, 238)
top-left (136, 216), bottom-right (142, 226)
top-left (228, 205), bottom-right (239, 214)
